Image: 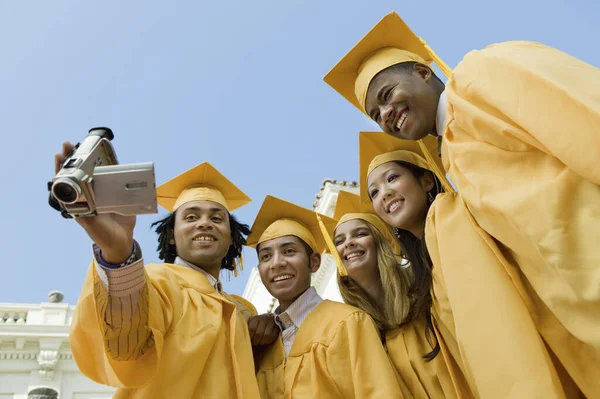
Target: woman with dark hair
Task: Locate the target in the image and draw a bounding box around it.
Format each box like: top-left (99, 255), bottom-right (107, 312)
top-left (358, 132), bottom-right (580, 398)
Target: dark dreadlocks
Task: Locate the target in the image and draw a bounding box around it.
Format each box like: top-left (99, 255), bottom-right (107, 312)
top-left (150, 212), bottom-right (251, 271)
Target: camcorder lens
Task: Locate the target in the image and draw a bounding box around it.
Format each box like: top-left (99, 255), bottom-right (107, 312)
top-left (52, 181), bottom-right (80, 204)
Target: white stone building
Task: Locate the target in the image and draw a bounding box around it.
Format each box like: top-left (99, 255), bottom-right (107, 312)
top-left (0, 292), bottom-right (115, 399)
top-left (243, 180), bottom-right (359, 312)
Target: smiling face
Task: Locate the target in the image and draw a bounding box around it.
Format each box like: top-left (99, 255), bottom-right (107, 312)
top-left (171, 200), bottom-right (232, 270)
top-left (334, 219), bottom-right (378, 281)
top-left (257, 235), bottom-right (321, 310)
top-left (367, 161), bottom-right (433, 236)
top-left (365, 63), bottom-right (441, 141)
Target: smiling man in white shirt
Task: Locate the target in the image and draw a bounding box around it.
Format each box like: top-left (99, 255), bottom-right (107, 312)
top-left (246, 195), bottom-right (403, 398)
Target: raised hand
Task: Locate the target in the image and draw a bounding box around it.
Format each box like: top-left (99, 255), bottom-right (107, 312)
top-left (54, 141), bottom-right (137, 264)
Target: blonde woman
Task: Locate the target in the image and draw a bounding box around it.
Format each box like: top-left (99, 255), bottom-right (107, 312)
top-left (327, 190), bottom-right (466, 398)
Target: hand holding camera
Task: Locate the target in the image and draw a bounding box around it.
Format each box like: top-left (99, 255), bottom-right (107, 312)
top-left (49, 128), bottom-right (158, 264)
top-left (53, 141), bottom-right (135, 263)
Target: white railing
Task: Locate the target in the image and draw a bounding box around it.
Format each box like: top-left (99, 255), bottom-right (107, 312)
top-left (0, 304), bottom-right (30, 324)
top-left (0, 302), bottom-right (76, 326)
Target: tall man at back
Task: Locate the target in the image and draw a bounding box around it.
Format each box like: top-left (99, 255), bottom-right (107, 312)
top-left (325, 11), bottom-right (600, 396)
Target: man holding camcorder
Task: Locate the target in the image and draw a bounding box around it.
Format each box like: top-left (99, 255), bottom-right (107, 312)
top-left (51, 132), bottom-right (262, 399)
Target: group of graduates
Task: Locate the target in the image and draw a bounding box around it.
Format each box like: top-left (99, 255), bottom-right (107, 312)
top-left (58, 11), bottom-right (599, 399)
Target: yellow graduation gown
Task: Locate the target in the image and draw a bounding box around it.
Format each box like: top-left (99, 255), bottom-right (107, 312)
top-left (70, 263), bottom-right (261, 399)
top-left (426, 193), bottom-right (582, 398)
top-left (254, 300), bottom-right (403, 398)
top-left (385, 316), bottom-right (471, 398)
top-left (443, 40), bottom-right (600, 396)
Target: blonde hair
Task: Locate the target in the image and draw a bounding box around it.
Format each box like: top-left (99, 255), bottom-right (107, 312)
top-left (337, 223), bottom-right (412, 331)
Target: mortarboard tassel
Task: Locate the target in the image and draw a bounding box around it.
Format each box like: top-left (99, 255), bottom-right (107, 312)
top-left (316, 213), bottom-right (348, 277)
top-left (421, 39), bottom-right (453, 78)
top-left (418, 39), bottom-right (455, 193)
top-left (417, 140), bottom-right (455, 193)
top-left (233, 256), bottom-right (244, 278)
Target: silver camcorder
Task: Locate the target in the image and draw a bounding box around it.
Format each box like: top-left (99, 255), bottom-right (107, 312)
top-left (48, 127), bottom-right (158, 218)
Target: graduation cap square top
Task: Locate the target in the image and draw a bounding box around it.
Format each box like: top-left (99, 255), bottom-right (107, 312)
top-left (323, 11), bottom-right (452, 115)
top-left (359, 132), bottom-right (451, 207)
top-left (332, 190), bottom-right (364, 221)
top-left (246, 195), bottom-right (337, 254)
top-left (156, 162), bottom-right (251, 213)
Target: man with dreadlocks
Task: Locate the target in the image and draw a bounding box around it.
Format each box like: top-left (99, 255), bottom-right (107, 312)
top-left (54, 143), bottom-right (262, 398)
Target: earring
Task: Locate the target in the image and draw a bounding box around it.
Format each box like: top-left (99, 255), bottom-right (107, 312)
top-left (427, 191), bottom-right (434, 204)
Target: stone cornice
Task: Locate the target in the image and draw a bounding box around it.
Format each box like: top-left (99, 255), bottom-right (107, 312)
top-left (0, 324), bottom-right (70, 337)
top-left (312, 179), bottom-right (359, 211)
top-left (0, 352), bottom-right (39, 360)
top-left (0, 351), bottom-right (73, 360)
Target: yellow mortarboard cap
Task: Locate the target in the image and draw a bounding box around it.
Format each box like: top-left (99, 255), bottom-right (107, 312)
top-left (332, 190), bottom-right (362, 221)
top-left (247, 195), bottom-right (337, 254)
top-left (359, 132), bottom-right (453, 208)
top-left (156, 162), bottom-right (251, 213)
top-left (334, 190), bottom-right (402, 254)
top-left (323, 11), bottom-right (452, 115)
top-left (319, 191), bottom-right (402, 277)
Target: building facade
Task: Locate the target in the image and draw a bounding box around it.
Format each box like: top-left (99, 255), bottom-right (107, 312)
top-left (0, 292), bottom-right (115, 399)
top-left (243, 180), bottom-right (359, 312)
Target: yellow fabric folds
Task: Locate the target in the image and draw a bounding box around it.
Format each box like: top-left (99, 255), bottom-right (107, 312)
top-left (254, 300), bottom-right (403, 398)
top-left (426, 193), bottom-right (581, 398)
top-left (385, 318), bottom-right (468, 399)
top-left (70, 263), bottom-right (260, 398)
top-left (442, 40), bottom-right (600, 396)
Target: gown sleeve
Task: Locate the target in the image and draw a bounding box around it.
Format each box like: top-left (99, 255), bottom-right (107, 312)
top-left (326, 312), bottom-right (404, 398)
top-left (446, 40), bottom-right (600, 185)
top-left (70, 262), bottom-right (177, 388)
top-left (425, 193), bottom-right (576, 398)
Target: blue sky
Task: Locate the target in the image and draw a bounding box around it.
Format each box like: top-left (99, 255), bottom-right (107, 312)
top-left (1, 0), bottom-right (597, 304)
